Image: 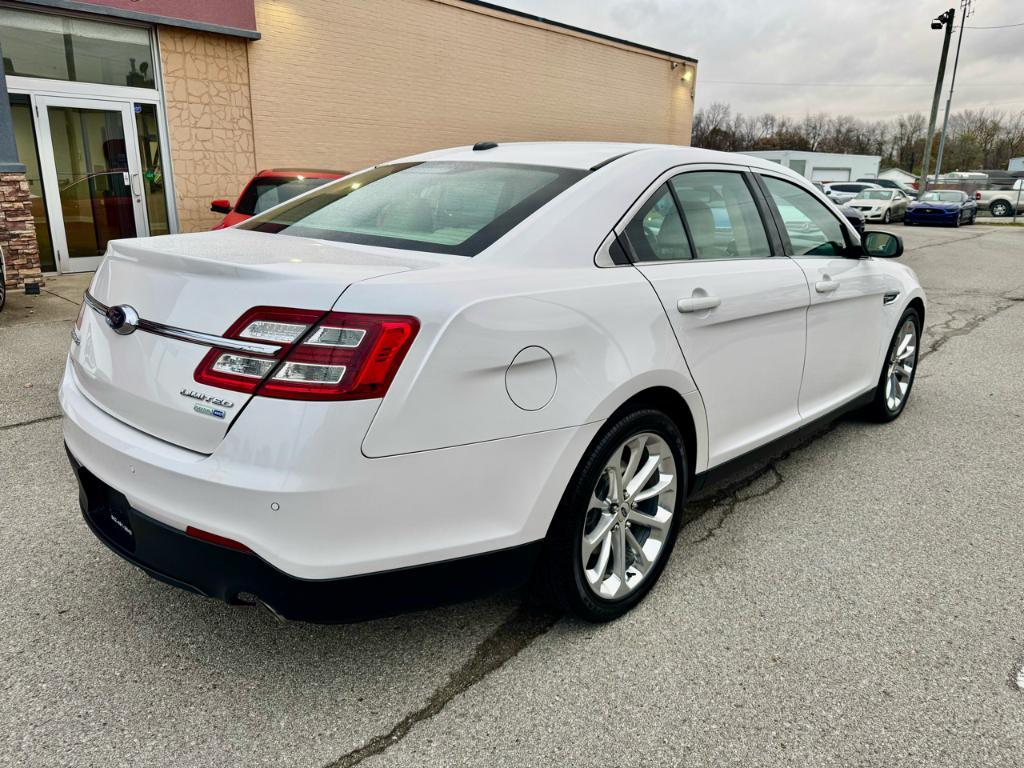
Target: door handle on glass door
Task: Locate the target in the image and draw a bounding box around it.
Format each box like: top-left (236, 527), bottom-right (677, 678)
top-left (130, 173), bottom-right (142, 198)
top-left (815, 279), bottom-right (839, 293)
top-left (677, 295), bottom-right (721, 313)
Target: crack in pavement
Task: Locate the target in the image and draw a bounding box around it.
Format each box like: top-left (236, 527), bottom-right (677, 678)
top-left (904, 230), bottom-right (995, 253)
top-left (921, 296), bottom-right (1022, 359)
top-left (0, 413), bottom-right (62, 432)
top-left (323, 605), bottom-right (559, 768)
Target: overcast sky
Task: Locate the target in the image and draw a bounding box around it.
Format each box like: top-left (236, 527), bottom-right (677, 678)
top-left (501, 0), bottom-right (1024, 121)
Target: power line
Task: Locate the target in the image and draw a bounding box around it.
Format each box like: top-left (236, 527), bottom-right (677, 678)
top-left (959, 20), bottom-right (1024, 29)
top-left (701, 80), bottom-right (1021, 88)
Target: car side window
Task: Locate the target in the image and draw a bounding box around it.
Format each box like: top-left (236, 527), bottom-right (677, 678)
top-left (761, 176), bottom-right (848, 257)
top-left (669, 171), bottom-right (771, 259)
top-left (621, 184), bottom-right (693, 262)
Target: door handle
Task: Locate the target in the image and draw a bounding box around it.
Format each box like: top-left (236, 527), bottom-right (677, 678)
top-left (677, 295), bottom-right (721, 313)
top-left (815, 279), bottom-right (839, 294)
top-left (130, 172), bottom-right (142, 198)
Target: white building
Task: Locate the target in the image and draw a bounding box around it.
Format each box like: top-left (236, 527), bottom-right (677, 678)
top-left (744, 150), bottom-right (881, 183)
top-left (878, 168), bottom-right (918, 188)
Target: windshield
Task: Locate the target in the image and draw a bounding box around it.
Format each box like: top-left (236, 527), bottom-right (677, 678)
top-left (236, 176), bottom-right (337, 215)
top-left (920, 191), bottom-right (962, 202)
top-left (856, 190), bottom-right (893, 200)
top-left (239, 161), bottom-right (587, 256)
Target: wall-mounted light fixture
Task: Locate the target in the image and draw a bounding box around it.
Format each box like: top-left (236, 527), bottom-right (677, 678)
top-left (671, 61), bottom-right (695, 99)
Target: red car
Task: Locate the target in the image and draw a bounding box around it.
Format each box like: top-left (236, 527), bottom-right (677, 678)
top-left (210, 168), bottom-right (347, 229)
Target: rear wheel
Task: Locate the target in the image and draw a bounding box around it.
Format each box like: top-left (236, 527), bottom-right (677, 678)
top-left (991, 201), bottom-right (1011, 218)
top-left (866, 308), bottom-right (921, 422)
top-left (532, 409), bottom-right (686, 622)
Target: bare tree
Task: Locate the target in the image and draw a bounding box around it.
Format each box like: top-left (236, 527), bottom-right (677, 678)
top-left (690, 104), bottom-right (1021, 174)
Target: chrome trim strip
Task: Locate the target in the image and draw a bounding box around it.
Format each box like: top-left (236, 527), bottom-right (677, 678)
top-left (83, 291), bottom-right (282, 356)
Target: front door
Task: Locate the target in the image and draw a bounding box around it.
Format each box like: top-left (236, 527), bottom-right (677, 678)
top-left (34, 96), bottom-right (148, 273)
top-left (619, 167), bottom-right (810, 468)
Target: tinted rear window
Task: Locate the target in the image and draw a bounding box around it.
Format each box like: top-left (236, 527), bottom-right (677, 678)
top-left (236, 176), bottom-right (337, 215)
top-left (239, 161), bottom-right (587, 256)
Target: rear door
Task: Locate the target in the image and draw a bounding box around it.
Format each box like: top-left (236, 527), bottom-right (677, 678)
top-left (620, 165), bottom-right (809, 467)
top-left (755, 171), bottom-right (888, 420)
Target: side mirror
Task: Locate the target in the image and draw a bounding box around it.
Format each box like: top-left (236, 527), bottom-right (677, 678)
top-left (210, 199), bottom-right (232, 214)
top-left (863, 231), bottom-right (903, 258)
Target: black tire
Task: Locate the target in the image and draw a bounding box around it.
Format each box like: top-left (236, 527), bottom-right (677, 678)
top-left (883, 209), bottom-right (891, 224)
top-left (903, 219), bottom-right (912, 226)
top-left (0, 278), bottom-right (5, 313)
top-left (968, 210), bottom-right (976, 225)
top-left (990, 201), bottom-right (1011, 218)
top-left (952, 212), bottom-right (961, 227)
top-left (866, 307), bottom-right (922, 423)
top-left (531, 408), bottom-right (687, 622)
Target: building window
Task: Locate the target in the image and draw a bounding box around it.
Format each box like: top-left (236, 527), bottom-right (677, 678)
top-left (0, 8), bottom-right (154, 88)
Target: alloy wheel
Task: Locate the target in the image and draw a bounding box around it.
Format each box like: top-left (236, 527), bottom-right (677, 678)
top-left (581, 433), bottom-right (677, 600)
top-left (885, 318), bottom-right (918, 412)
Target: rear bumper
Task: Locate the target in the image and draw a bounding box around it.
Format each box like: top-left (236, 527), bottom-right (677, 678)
top-left (68, 447), bottom-right (541, 622)
top-left (60, 358), bottom-right (599, 581)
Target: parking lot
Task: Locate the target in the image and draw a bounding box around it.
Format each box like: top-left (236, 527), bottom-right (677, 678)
top-left (2, 223), bottom-right (1023, 767)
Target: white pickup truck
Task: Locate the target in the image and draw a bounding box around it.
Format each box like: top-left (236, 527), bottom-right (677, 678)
top-left (975, 179), bottom-right (1024, 217)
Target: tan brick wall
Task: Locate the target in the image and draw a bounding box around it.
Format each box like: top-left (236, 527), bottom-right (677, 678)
top-left (159, 27), bottom-right (256, 232)
top-left (247, 0), bottom-right (695, 172)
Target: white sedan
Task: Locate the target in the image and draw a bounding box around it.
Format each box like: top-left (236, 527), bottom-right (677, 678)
top-left (61, 142), bottom-right (925, 623)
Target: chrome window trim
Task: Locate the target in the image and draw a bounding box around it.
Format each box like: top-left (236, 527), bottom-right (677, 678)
top-left (83, 292), bottom-right (281, 356)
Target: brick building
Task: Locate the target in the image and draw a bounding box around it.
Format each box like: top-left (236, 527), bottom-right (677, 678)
top-left (0, 0), bottom-right (696, 288)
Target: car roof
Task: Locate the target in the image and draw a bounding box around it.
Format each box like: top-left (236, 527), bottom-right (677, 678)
top-left (392, 141), bottom-right (776, 172)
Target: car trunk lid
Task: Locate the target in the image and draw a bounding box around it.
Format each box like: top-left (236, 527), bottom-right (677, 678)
top-left (70, 230), bottom-right (430, 453)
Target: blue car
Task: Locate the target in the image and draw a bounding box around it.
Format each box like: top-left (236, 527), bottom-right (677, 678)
top-left (904, 190), bottom-right (977, 227)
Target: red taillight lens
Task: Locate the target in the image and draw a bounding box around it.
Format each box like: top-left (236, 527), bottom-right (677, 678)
top-left (193, 308), bottom-right (419, 401)
top-left (194, 306), bottom-right (324, 393)
top-left (975, 192), bottom-right (981, 200)
top-left (258, 313), bottom-right (419, 401)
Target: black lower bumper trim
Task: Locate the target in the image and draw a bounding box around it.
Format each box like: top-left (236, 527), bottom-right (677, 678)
top-left (66, 446), bottom-right (542, 623)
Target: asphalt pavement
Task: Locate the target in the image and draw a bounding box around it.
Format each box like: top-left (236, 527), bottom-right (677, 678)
top-left (1, 223), bottom-right (1023, 767)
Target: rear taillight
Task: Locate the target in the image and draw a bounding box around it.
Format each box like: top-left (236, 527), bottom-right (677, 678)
top-left (975, 192), bottom-right (981, 200)
top-left (193, 307), bottom-right (419, 401)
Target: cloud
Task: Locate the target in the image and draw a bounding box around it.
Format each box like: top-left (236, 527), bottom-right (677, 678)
top-left (502, 0), bottom-right (1024, 119)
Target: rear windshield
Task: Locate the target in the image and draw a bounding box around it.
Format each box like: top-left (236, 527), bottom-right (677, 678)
top-left (236, 176), bottom-right (337, 215)
top-left (239, 161), bottom-right (587, 256)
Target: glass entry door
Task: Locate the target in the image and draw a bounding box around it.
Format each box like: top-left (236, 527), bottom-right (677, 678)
top-left (34, 95), bottom-right (148, 273)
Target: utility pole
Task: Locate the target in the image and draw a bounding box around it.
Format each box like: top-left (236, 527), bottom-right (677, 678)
top-left (919, 8), bottom-right (955, 196)
top-left (935, 0), bottom-right (973, 177)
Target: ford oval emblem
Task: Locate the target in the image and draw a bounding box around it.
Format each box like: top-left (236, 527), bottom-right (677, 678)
top-left (105, 304), bottom-right (140, 335)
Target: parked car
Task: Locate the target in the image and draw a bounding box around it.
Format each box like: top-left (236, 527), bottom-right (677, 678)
top-left (974, 178), bottom-right (1024, 218)
top-left (63, 143), bottom-right (924, 623)
top-left (812, 183), bottom-right (865, 236)
top-left (210, 168), bottom-right (347, 228)
top-left (823, 181), bottom-right (882, 205)
top-left (857, 177), bottom-right (917, 196)
top-left (846, 188), bottom-right (913, 223)
top-left (904, 190), bottom-right (977, 226)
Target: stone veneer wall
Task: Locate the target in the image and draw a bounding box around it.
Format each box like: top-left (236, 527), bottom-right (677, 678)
top-left (1, 172), bottom-right (41, 288)
top-left (158, 27), bottom-right (256, 233)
